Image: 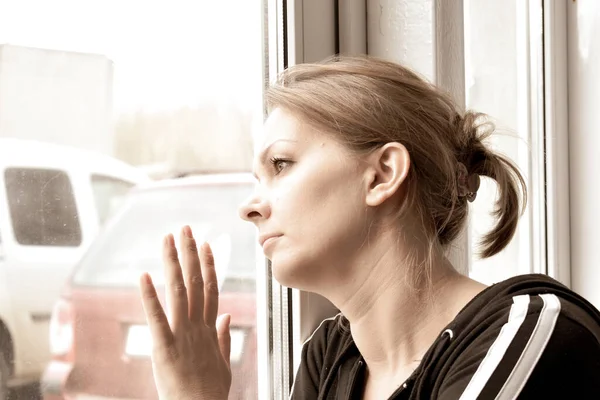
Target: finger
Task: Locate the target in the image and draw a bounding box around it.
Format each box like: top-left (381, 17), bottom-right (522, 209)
top-left (162, 234), bottom-right (189, 330)
top-left (180, 226), bottom-right (204, 323)
top-left (140, 273), bottom-right (174, 348)
top-left (217, 314), bottom-right (231, 367)
top-left (200, 242), bottom-right (219, 326)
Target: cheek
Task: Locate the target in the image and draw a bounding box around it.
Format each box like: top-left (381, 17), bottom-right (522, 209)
top-left (276, 170), bottom-right (365, 244)
top-left (270, 186), bottom-right (366, 289)
top-left (270, 182), bottom-right (313, 229)
top-left (267, 170), bottom-right (367, 288)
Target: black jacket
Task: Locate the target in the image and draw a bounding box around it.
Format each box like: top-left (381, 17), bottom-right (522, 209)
top-left (290, 274), bottom-right (600, 399)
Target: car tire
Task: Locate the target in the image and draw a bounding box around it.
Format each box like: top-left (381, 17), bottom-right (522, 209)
top-left (0, 351), bottom-right (8, 400)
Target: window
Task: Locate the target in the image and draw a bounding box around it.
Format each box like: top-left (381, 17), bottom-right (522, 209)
top-left (0, 1), bottom-right (264, 399)
top-left (90, 174), bottom-right (134, 225)
top-left (4, 168), bottom-right (82, 247)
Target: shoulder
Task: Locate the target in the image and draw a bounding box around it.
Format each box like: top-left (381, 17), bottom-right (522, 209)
top-left (290, 313), bottom-right (353, 399)
top-left (438, 289), bottom-right (600, 399)
top-left (297, 312), bottom-right (352, 367)
top-left (450, 274), bottom-right (600, 339)
top-left (305, 312), bottom-right (347, 344)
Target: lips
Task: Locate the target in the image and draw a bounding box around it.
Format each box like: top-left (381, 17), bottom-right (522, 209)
top-left (259, 234), bottom-right (282, 247)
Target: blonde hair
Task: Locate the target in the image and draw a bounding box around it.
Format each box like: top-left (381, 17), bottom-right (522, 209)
top-left (265, 56), bottom-right (527, 259)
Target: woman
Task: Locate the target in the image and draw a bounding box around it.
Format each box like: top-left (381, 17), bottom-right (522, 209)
top-left (138, 56), bottom-right (600, 399)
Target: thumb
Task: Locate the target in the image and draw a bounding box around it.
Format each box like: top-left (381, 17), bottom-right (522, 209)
top-left (216, 314), bottom-right (231, 366)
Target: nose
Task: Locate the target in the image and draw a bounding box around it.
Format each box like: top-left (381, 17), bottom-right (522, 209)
top-left (238, 194), bottom-right (271, 223)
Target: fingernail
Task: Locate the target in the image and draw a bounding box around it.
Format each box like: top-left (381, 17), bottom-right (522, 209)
top-left (183, 225), bottom-right (193, 238)
top-left (141, 272), bottom-right (152, 285)
top-left (166, 234), bottom-right (175, 247)
top-left (218, 313), bottom-right (231, 326)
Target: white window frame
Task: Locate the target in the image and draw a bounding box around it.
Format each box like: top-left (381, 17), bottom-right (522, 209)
top-left (520, 0), bottom-right (570, 285)
top-left (260, 1), bottom-right (340, 399)
top-left (542, 0), bottom-right (570, 286)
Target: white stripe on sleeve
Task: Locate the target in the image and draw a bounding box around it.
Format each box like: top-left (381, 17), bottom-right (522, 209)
top-left (495, 294), bottom-right (561, 400)
top-left (459, 294), bottom-right (531, 400)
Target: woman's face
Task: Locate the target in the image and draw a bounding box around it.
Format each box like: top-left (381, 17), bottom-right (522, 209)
top-left (239, 108), bottom-right (371, 291)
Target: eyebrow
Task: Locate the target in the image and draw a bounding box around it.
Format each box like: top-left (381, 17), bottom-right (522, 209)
top-left (253, 139), bottom-right (298, 179)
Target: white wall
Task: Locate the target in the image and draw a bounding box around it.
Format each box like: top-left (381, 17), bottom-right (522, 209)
top-left (367, 0), bottom-right (435, 80)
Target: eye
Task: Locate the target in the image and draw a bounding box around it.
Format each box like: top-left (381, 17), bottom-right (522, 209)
top-left (269, 157), bottom-right (292, 175)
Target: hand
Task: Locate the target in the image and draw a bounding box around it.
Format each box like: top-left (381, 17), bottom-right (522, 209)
top-left (140, 226), bottom-right (232, 400)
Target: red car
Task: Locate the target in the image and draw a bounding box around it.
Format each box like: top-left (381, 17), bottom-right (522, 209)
top-left (41, 173), bottom-right (258, 400)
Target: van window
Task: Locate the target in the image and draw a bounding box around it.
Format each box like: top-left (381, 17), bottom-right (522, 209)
top-left (4, 168), bottom-right (82, 247)
top-left (90, 175), bottom-right (135, 225)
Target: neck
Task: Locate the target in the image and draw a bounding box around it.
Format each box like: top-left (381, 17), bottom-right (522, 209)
top-left (327, 233), bottom-right (486, 380)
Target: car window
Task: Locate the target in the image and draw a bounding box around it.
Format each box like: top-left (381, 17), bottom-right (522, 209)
top-left (90, 174), bottom-right (135, 225)
top-left (72, 183), bottom-right (256, 290)
top-left (4, 167), bottom-right (82, 246)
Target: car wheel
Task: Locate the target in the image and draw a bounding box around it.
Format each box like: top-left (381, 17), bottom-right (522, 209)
top-left (0, 351), bottom-right (8, 400)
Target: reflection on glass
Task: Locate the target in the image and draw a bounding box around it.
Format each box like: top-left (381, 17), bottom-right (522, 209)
top-left (0, 1), bottom-right (263, 399)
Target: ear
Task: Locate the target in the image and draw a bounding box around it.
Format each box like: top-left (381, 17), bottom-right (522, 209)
top-left (363, 142), bottom-right (411, 207)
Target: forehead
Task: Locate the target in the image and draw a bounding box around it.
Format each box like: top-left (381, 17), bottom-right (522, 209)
top-left (259, 108), bottom-right (306, 145)
top-left (253, 108), bottom-right (314, 159)
top-left (252, 108), bottom-right (349, 170)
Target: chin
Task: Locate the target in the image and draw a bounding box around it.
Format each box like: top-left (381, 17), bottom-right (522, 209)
top-left (269, 253), bottom-right (322, 291)
top-left (270, 257), bottom-right (298, 287)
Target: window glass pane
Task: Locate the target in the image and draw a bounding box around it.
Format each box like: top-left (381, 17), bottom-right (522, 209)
top-left (4, 168), bottom-right (82, 247)
top-left (0, 1), bottom-right (264, 398)
top-left (90, 175), bottom-right (134, 225)
top-left (73, 184), bottom-right (256, 289)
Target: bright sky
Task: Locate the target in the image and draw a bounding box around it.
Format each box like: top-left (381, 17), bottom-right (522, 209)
top-left (0, 0), bottom-right (264, 114)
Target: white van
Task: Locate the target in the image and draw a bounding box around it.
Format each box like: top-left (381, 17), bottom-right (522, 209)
top-left (0, 138), bottom-right (149, 397)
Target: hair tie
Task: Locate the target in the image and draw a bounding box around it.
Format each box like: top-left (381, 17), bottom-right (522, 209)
top-left (457, 162), bottom-right (480, 202)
